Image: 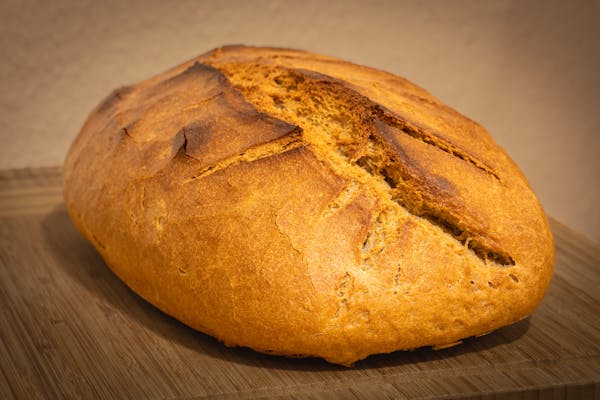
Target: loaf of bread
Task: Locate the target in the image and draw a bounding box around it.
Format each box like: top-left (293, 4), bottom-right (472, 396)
top-left (63, 45), bottom-right (554, 366)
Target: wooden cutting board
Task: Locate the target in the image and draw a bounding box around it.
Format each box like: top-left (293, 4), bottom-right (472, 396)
top-left (1, 167), bottom-right (599, 399)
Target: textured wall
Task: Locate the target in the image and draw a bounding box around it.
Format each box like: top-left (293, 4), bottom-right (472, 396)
top-left (1, 0), bottom-right (599, 242)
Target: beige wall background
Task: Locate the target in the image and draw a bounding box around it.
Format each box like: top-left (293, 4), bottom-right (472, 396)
top-left (1, 0), bottom-right (599, 243)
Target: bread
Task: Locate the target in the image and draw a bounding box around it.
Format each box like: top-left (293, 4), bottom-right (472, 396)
top-left (63, 45), bottom-right (554, 366)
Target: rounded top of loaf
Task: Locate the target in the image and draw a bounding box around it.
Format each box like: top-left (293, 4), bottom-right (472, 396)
top-left (64, 45), bottom-right (554, 366)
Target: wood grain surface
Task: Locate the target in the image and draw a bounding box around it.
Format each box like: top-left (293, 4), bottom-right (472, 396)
top-left (1, 167), bottom-right (599, 400)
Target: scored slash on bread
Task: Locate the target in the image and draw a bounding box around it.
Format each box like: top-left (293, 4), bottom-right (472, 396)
top-left (64, 45), bottom-right (554, 366)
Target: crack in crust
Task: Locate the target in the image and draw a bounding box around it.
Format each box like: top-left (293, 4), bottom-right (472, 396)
top-left (183, 131), bottom-right (304, 182)
top-left (207, 61), bottom-right (516, 266)
top-left (333, 272), bottom-right (353, 318)
top-left (323, 181), bottom-right (361, 217)
top-left (354, 127), bottom-right (515, 266)
top-left (371, 106), bottom-right (501, 181)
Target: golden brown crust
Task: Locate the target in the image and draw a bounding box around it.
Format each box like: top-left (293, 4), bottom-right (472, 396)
top-left (63, 45), bottom-right (554, 366)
